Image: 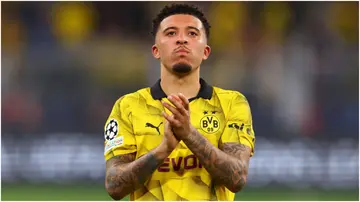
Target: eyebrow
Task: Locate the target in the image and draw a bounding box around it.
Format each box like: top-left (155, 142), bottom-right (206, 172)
top-left (163, 26), bottom-right (201, 33)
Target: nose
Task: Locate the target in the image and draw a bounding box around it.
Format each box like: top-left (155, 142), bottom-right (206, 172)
top-left (176, 32), bottom-right (188, 45)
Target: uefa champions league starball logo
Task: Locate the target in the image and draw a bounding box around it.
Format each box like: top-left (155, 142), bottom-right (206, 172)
top-left (104, 119), bottom-right (118, 140)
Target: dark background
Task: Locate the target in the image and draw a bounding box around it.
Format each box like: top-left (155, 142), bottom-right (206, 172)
top-left (1, 1), bottom-right (358, 200)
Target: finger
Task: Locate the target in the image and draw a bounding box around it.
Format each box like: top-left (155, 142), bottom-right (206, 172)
top-left (173, 95), bottom-right (184, 106)
top-left (167, 95), bottom-right (187, 115)
top-left (178, 93), bottom-right (190, 111)
top-left (162, 111), bottom-right (182, 127)
top-left (162, 101), bottom-right (183, 119)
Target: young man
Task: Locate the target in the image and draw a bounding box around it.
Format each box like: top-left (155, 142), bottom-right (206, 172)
top-left (104, 4), bottom-right (255, 201)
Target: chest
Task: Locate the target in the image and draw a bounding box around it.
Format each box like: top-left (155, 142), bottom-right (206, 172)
top-left (131, 99), bottom-right (226, 157)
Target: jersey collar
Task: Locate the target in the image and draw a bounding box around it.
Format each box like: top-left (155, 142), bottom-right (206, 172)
top-left (150, 78), bottom-right (213, 101)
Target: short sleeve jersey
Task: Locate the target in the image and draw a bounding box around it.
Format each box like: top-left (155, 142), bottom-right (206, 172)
top-left (104, 79), bottom-right (255, 201)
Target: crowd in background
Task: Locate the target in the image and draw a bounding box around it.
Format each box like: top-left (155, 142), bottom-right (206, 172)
top-left (2, 2), bottom-right (358, 141)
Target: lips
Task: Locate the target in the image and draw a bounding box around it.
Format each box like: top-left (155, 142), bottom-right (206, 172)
top-left (175, 47), bottom-right (189, 54)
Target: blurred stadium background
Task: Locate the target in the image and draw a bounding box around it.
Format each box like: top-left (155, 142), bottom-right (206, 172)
top-left (1, 1), bottom-right (359, 201)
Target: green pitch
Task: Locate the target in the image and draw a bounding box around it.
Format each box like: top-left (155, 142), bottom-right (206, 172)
top-left (1, 183), bottom-right (358, 201)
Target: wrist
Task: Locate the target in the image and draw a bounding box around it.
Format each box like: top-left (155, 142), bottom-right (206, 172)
top-left (182, 126), bottom-right (197, 142)
top-left (156, 142), bottom-right (173, 158)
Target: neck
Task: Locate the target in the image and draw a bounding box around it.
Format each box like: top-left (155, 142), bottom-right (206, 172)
top-left (160, 65), bottom-right (200, 99)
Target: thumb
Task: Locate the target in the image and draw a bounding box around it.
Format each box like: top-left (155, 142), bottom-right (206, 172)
top-left (164, 120), bottom-right (171, 132)
top-left (165, 120), bottom-right (176, 135)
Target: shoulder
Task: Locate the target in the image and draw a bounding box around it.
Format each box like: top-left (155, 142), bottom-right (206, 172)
top-left (113, 87), bottom-right (151, 109)
top-left (213, 86), bottom-right (248, 104)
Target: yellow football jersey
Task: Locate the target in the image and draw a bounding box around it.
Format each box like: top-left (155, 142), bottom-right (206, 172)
top-left (104, 79), bottom-right (255, 201)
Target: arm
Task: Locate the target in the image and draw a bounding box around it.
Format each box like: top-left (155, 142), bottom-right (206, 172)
top-left (181, 129), bottom-right (251, 192)
top-left (105, 144), bottom-right (171, 200)
top-left (162, 93), bottom-right (254, 193)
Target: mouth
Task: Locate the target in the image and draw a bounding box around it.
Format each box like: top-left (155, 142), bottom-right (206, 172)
top-left (174, 47), bottom-right (190, 54)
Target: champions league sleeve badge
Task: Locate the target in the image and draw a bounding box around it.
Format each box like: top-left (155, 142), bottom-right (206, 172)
top-left (104, 119), bottom-right (119, 141)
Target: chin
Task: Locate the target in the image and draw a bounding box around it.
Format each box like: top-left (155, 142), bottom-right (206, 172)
top-left (172, 62), bottom-right (193, 74)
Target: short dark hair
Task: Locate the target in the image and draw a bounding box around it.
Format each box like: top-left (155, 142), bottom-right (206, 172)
top-left (151, 4), bottom-right (211, 40)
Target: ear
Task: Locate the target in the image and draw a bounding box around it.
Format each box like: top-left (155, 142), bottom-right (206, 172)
top-left (202, 45), bottom-right (211, 60)
top-left (152, 44), bottom-right (160, 59)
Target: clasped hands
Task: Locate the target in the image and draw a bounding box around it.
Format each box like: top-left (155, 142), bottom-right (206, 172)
top-left (160, 93), bottom-right (195, 150)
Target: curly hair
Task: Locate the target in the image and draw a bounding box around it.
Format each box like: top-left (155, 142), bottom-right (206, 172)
top-left (151, 4), bottom-right (211, 39)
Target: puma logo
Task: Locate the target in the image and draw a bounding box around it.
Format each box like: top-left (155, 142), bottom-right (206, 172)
top-left (145, 122), bottom-right (163, 135)
top-left (228, 123), bottom-right (244, 130)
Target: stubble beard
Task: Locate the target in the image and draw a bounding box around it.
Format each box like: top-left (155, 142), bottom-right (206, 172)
top-left (172, 63), bottom-right (192, 74)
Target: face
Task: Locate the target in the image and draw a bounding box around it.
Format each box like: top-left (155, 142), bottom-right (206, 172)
top-left (152, 14), bottom-right (211, 74)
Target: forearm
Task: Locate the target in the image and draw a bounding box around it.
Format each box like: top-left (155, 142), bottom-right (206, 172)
top-left (105, 144), bottom-right (170, 200)
top-left (182, 129), bottom-right (248, 192)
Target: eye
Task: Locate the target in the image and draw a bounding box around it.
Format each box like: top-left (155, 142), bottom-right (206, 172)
top-left (166, 31), bottom-right (176, 36)
top-left (189, 31), bottom-right (198, 36)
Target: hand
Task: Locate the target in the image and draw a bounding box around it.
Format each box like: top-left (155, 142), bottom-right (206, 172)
top-left (161, 93), bottom-right (193, 140)
top-left (159, 120), bottom-right (179, 153)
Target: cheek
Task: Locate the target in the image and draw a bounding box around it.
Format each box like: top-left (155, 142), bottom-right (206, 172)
top-left (195, 46), bottom-right (206, 59)
top-left (158, 42), bottom-right (172, 57)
